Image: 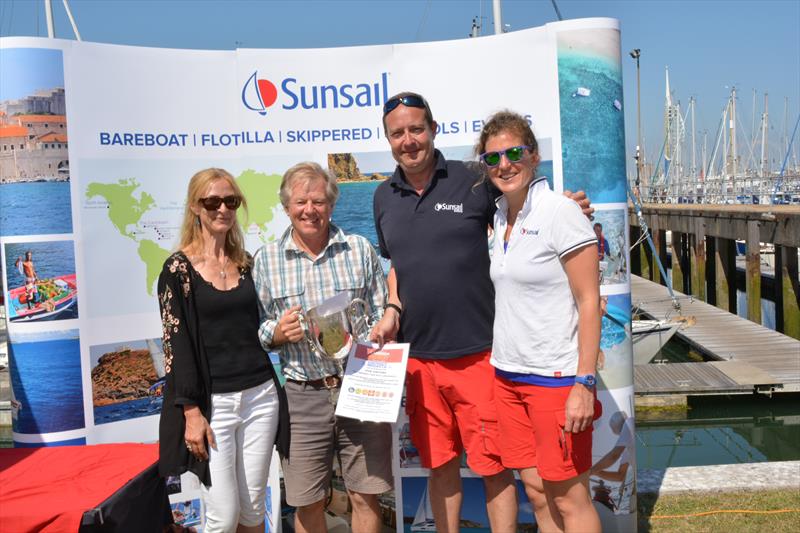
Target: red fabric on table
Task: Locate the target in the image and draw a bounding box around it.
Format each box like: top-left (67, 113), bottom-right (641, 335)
top-left (0, 443), bottom-right (159, 533)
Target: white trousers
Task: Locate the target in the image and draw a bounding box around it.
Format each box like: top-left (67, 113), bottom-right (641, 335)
top-left (202, 379), bottom-right (279, 532)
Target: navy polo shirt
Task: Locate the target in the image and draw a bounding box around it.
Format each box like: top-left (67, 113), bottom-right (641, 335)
top-left (373, 150), bottom-right (497, 359)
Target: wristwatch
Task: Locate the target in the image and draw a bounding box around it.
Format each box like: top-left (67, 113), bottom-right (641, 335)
top-left (574, 374), bottom-right (596, 388)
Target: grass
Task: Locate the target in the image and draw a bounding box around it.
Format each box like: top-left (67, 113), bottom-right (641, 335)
top-left (637, 489), bottom-right (800, 532)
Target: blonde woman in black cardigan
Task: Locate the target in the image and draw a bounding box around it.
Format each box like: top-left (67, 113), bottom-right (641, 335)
top-left (157, 168), bottom-right (288, 533)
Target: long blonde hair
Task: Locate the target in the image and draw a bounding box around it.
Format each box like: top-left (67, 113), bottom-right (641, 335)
top-left (178, 168), bottom-right (251, 268)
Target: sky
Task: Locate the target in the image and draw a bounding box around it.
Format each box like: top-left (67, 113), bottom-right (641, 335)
top-left (1, 0), bottom-right (798, 175)
top-left (0, 47), bottom-right (63, 99)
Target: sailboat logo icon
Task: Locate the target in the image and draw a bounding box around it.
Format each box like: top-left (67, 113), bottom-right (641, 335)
top-left (242, 71), bottom-right (279, 116)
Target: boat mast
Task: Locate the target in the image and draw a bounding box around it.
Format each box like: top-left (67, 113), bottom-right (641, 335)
top-left (43, 0), bottom-right (82, 40)
top-left (761, 93), bottom-right (769, 199)
top-left (493, 0), bottom-right (503, 34)
top-left (690, 96), bottom-right (697, 198)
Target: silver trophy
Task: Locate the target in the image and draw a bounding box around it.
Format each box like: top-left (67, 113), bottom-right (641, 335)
top-left (297, 292), bottom-right (371, 360)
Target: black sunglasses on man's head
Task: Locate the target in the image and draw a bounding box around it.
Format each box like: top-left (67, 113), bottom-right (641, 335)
top-left (383, 95), bottom-right (426, 116)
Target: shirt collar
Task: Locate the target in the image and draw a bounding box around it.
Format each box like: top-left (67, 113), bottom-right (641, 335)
top-left (495, 176), bottom-right (550, 217)
top-left (389, 149), bottom-right (447, 192)
top-left (279, 222), bottom-right (348, 256)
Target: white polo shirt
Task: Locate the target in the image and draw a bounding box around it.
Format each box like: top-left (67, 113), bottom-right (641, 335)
top-left (489, 177), bottom-right (597, 377)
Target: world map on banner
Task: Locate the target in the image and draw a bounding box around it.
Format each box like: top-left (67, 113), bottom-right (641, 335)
top-left (82, 169), bottom-right (283, 313)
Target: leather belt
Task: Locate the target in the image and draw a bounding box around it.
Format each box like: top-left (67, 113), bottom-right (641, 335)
top-left (287, 375), bottom-right (341, 389)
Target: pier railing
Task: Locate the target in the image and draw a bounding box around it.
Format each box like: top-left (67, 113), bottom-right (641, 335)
top-left (629, 203), bottom-right (800, 339)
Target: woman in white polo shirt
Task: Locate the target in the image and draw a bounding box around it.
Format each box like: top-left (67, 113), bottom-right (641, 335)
top-left (476, 111), bottom-right (602, 533)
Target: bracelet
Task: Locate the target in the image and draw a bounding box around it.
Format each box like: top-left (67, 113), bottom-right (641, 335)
top-left (384, 303), bottom-right (402, 315)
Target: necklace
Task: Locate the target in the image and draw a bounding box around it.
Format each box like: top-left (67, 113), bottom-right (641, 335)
top-left (218, 256), bottom-right (228, 279)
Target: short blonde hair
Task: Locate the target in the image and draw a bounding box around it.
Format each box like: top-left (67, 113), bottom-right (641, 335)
top-left (279, 162), bottom-right (339, 208)
top-left (178, 168), bottom-right (251, 268)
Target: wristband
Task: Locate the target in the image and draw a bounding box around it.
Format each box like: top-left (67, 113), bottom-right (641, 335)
top-left (384, 303), bottom-right (402, 315)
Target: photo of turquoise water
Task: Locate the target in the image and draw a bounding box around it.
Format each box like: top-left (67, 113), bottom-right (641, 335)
top-left (558, 31), bottom-right (626, 203)
top-left (0, 181), bottom-right (73, 236)
top-left (9, 330), bottom-right (85, 434)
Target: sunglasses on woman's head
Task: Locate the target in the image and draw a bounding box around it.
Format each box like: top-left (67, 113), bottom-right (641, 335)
top-left (383, 95), bottom-right (427, 116)
top-left (480, 146), bottom-right (531, 167)
top-left (199, 195), bottom-right (241, 211)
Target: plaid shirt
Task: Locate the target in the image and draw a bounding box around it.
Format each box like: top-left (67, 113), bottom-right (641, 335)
top-left (253, 223), bottom-right (387, 381)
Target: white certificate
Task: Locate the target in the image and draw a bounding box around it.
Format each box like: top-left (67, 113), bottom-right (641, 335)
top-left (335, 342), bottom-right (410, 423)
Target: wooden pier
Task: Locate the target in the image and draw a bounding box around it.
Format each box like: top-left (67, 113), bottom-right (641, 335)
top-left (631, 274), bottom-right (800, 397)
top-left (630, 203), bottom-right (800, 338)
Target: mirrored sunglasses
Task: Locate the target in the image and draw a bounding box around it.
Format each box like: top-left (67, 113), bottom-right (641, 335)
top-left (383, 95), bottom-right (426, 116)
top-left (199, 195), bottom-right (241, 211)
top-left (480, 145), bottom-right (531, 167)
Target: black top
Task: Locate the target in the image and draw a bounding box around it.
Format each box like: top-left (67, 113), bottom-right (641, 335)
top-left (373, 150), bottom-right (497, 359)
top-left (156, 252), bottom-right (289, 487)
top-left (192, 265), bottom-right (271, 394)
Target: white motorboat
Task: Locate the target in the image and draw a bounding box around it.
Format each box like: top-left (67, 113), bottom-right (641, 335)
top-left (632, 319), bottom-right (682, 364)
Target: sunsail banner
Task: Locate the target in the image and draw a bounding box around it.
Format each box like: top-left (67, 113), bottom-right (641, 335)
top-left (0, 18), bottom-right (635, 531)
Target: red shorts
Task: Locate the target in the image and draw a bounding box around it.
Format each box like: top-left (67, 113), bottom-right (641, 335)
top-left (404, 351), bottom-right (504, 476)
top-left (494, 375), bottom-right (601, 481)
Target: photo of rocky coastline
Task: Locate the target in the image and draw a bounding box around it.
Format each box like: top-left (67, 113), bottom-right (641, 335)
top-left (90, 338), bottom-right (165, 425)
top-left (327, 152), bottom-right (389, 182)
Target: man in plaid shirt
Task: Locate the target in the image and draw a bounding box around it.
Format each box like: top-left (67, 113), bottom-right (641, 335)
top-left (253, 162), bottom-right (392, 533)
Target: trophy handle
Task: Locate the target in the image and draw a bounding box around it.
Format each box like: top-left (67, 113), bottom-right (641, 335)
top-left (296, 310), bottom-right (325, 356)
top-left (347, 298), bottom-right (372, 342)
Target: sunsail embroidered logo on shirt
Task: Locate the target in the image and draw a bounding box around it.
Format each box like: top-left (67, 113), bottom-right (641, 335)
top-left (434, 202), bottom-right (463, 213)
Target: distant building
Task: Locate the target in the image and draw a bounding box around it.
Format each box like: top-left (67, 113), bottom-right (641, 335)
top-left (0, 87), bottom-right (65, 116)
top-left (0, 112), bottom-right (69, 182)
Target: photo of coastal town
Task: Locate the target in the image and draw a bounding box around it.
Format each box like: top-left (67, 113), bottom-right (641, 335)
top-left (0, 47), bottom-right (72, 236)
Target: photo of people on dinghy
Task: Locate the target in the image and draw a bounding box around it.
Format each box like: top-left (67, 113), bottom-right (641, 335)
top-left (7, 274), bottom-right (78, 322)
top-left (4, 241), bottom-right (79, 323)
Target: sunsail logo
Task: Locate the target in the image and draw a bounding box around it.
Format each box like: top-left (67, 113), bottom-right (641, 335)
top-left (242, 71), bottom-right (389, 116)
top-left (435, 202), bottom-right (463, 213)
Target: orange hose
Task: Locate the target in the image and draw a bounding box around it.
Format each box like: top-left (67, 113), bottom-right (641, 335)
top-left (651, 508), bottom-right (800, 519)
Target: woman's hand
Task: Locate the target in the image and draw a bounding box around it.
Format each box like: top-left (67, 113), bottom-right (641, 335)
top-left (564, 383), bottom-right (595, 433)
top-left (183, 405), bottom-right (215, 461)
top-left (273, 305), bottom-right (304, 345)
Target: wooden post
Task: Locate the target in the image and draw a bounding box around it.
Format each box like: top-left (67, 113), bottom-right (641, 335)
top-left (630, 224), bottom-right (642, 276)
top-left (657, 227), bottom-right (669, 285)
top-left (746, 220), bottom-right (762, 324)
top-left (775, 245), bottom-right (800, 339)
top-left (691, 218), bottom-right (707, 301)
top-left (640, 232), bottom-right (651, 280)
top-left (714, 237), bottom-right (736, 312)
top-left (650, 216), bottom-right (661, 284)
top-left (671, 230), bottom-right (685, 293)
top-left (706, 235), bottom-right (717, 306)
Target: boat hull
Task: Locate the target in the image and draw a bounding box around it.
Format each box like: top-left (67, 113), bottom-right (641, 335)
top-left (8, 274), bottom-right (78, 322)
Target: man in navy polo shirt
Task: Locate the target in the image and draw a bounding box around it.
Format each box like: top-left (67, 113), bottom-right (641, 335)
top-left (371, 92), bottom-right (591, 533)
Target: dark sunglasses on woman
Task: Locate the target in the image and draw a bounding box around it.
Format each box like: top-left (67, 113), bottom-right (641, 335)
top-left (199, 195), bottom-right (242, 211)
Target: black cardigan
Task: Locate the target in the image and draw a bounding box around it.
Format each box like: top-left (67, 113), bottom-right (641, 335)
top-left (156, 251), bottom-right (289, 486)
